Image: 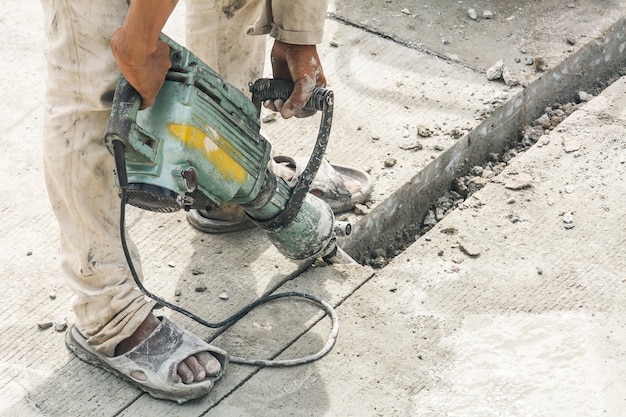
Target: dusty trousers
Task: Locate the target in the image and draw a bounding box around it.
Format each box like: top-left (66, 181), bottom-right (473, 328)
top-left (40, 0), bottom-right (266, 357)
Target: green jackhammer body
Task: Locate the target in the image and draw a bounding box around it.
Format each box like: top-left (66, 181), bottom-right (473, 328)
top-left (104, 34), bottom-right (346, 261)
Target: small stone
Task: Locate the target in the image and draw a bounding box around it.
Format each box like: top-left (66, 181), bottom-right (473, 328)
top-left (458, 240), bottom-right (481, 257)
top-left (191, 268), bottom-right (204, 275)
top-left (562, 212), bottom-right (574, 224)
top-left (566, 36), bottom-right (577, 45)
top-left (38, 322), bottom-right (53, 331)
top-left (535, 114), bottom-right (551, 129)
top-left (483, 10), bottom-right (493, 19)
top-left (384, 158), bottom-right (397, 168)
top-left (195, 285), bottom-right (207, 292)
top-left (417, 126), bottom-right (433, 137)
top-left (401, 8), bottom-right (411, 15)
top-left (504, 173), bottom-right (533, 190)
top-left (536, 267), bottom-right (544, 275)
top-left (400, 142), bottom-right (424, 151)
top-left (502, 67), bottom-right (519, 86)
top-left (563, 137), bottom-right (581, 153)
top-left (329, 40), bottom-right (339, 48)
top-left (470, 166), bottom-right (483, 176)
top-left (468, 8), bottom-right (478, 20)
top-left (219, 292), bottom-right (229, 300)
top-left (174, 289), bottom-right (182, 297)
top-left (49, 292), bottom-right (57, 300)
top-left (534, 56), bottom-right (547, 72)
top-left (423, 210), bottom-right (437, 227)
top-left (168, 261), bottom-right (176, 268)
top-left (433, 144), bottom-right (445, 151)
top-left (26, 251), bottom-right (33, 256)
top-left (54, 317), bottom-right (68, 332)
top-left (578, 91), bottom-right (593, 102)
top-left (564, 185), bottom-right (575, 194)
top-left (486, 60), bottom-right (504, 80)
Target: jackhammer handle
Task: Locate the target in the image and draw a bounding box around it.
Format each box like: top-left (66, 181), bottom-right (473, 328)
top-left (250, 78), bottom-right (333, 112)
top-left (105, 77), bottom-right (142, 146)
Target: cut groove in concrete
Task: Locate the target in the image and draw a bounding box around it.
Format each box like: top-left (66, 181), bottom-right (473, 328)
top-left (342, 16), bottom-right (626, 265)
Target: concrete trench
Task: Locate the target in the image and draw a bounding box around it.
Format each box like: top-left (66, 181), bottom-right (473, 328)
top-left (341, 16), bottom-right (626, 267)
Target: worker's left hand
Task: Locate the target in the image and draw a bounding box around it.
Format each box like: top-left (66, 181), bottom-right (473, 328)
top-left (111, 30), bottom-right (171, 109)
top-left (267, 40), bottom-right (327, 119)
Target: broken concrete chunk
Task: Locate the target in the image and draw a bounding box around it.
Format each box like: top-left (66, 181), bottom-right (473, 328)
top-left (563, 137), bottom-right (581, 153)
top-left (458, 240), bottom-right (481, 257)
top-left (423, 210), bottom-right (437, 227)
top-left (486, 60), bottom-right (504, 80)
top-left (54, 317), bottom-right (68, 332)
top-left (504, 173), bottom-right (533, 190)
top-left (417, 125), bottom-right (433, 137)
top-left (562, 212), bottom-right (574, 224)
top-left (468, 8), bottom-right (478, 20)
top-left (502, 67), bottom-right (519, 86)
top-left (400, 142), bottom-right (424, 151)
top-left (38, 322), bottom-right (53, 331)
top-left (578, 91), bottom-right (594, 102)
top-left (534, 56), bottom-right (547, 72)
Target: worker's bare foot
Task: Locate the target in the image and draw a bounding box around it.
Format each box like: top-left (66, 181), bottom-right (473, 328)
top-left (114, 314), bottom-right (221, 384)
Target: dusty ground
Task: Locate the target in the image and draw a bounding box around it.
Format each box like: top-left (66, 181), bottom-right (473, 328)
top-left (2, 0), bottom-right (626, 416)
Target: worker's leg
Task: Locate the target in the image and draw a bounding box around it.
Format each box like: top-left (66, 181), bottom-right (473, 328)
top-left (184, 0), bottom-right (267, 93)
top-left (40, 0), bottom-right (155, 357)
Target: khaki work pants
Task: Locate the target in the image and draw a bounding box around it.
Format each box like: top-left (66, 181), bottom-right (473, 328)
top-left (40, 0), bottom-right (266, 356)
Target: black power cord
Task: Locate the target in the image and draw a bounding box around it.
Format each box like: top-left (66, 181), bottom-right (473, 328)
top-left (112, 141), bottom-right (339, 366)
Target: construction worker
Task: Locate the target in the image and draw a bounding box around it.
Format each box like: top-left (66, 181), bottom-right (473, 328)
top-left (40, 0), bottom-right (327, 403)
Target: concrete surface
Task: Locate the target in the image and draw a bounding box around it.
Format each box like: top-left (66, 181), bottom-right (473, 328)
top-left (1, 0), bottom-right (626, 416)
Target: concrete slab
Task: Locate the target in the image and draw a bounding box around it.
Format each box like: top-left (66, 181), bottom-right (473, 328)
top-left (207, 73), bottom-right (626, 417)
top-left (1, 0), bottom-right (626, 416)
top-left (330, 0), bottom-right (626, 85)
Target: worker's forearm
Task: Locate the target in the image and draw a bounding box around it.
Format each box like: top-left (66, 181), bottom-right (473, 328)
top-left (117, 0), bottom-right (178, 60)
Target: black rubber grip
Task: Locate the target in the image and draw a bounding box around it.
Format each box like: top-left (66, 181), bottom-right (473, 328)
top-left (250, 78), bottom-right (332, 112)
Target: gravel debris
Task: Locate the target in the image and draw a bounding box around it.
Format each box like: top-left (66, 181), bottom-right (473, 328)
top-left (54, 317), bottom-right (68, 332)
top-left (38, 322), bottom-right (53, 331)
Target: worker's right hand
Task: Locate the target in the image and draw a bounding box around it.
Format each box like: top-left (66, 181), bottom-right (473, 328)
top-left (110, 30), bottom-right (171, 109)
top-left (267, 40), bottom-right (327, 119)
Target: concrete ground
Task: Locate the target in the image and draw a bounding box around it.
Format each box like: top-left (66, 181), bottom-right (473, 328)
top-left (1, 1), bottom-right (626, 416)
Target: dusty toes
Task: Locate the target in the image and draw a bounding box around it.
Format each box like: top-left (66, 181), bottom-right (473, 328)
top-left (196, 351), bottom-right (222, 376)
top-left (178, 353), bottom-right (222, 384)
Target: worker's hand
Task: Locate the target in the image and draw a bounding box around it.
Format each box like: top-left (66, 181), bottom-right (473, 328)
top-left (267, 40), bottom-right (327, 119)
top-left (111, 30), bottom-right (171, 109)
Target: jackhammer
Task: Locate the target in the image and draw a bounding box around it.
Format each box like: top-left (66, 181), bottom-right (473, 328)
top-left (103, 34), bottom-right (352, 365)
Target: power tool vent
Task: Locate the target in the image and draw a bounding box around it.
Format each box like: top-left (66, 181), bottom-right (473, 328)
top-left (125, 184), bottom-right (180, 213)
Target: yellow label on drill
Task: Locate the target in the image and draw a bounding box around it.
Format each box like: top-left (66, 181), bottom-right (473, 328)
top-left (169, 123), bottom-right (247, 184)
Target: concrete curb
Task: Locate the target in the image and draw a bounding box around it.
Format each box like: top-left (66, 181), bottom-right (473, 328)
top-left (344, 16), bottom-right (626, 264)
